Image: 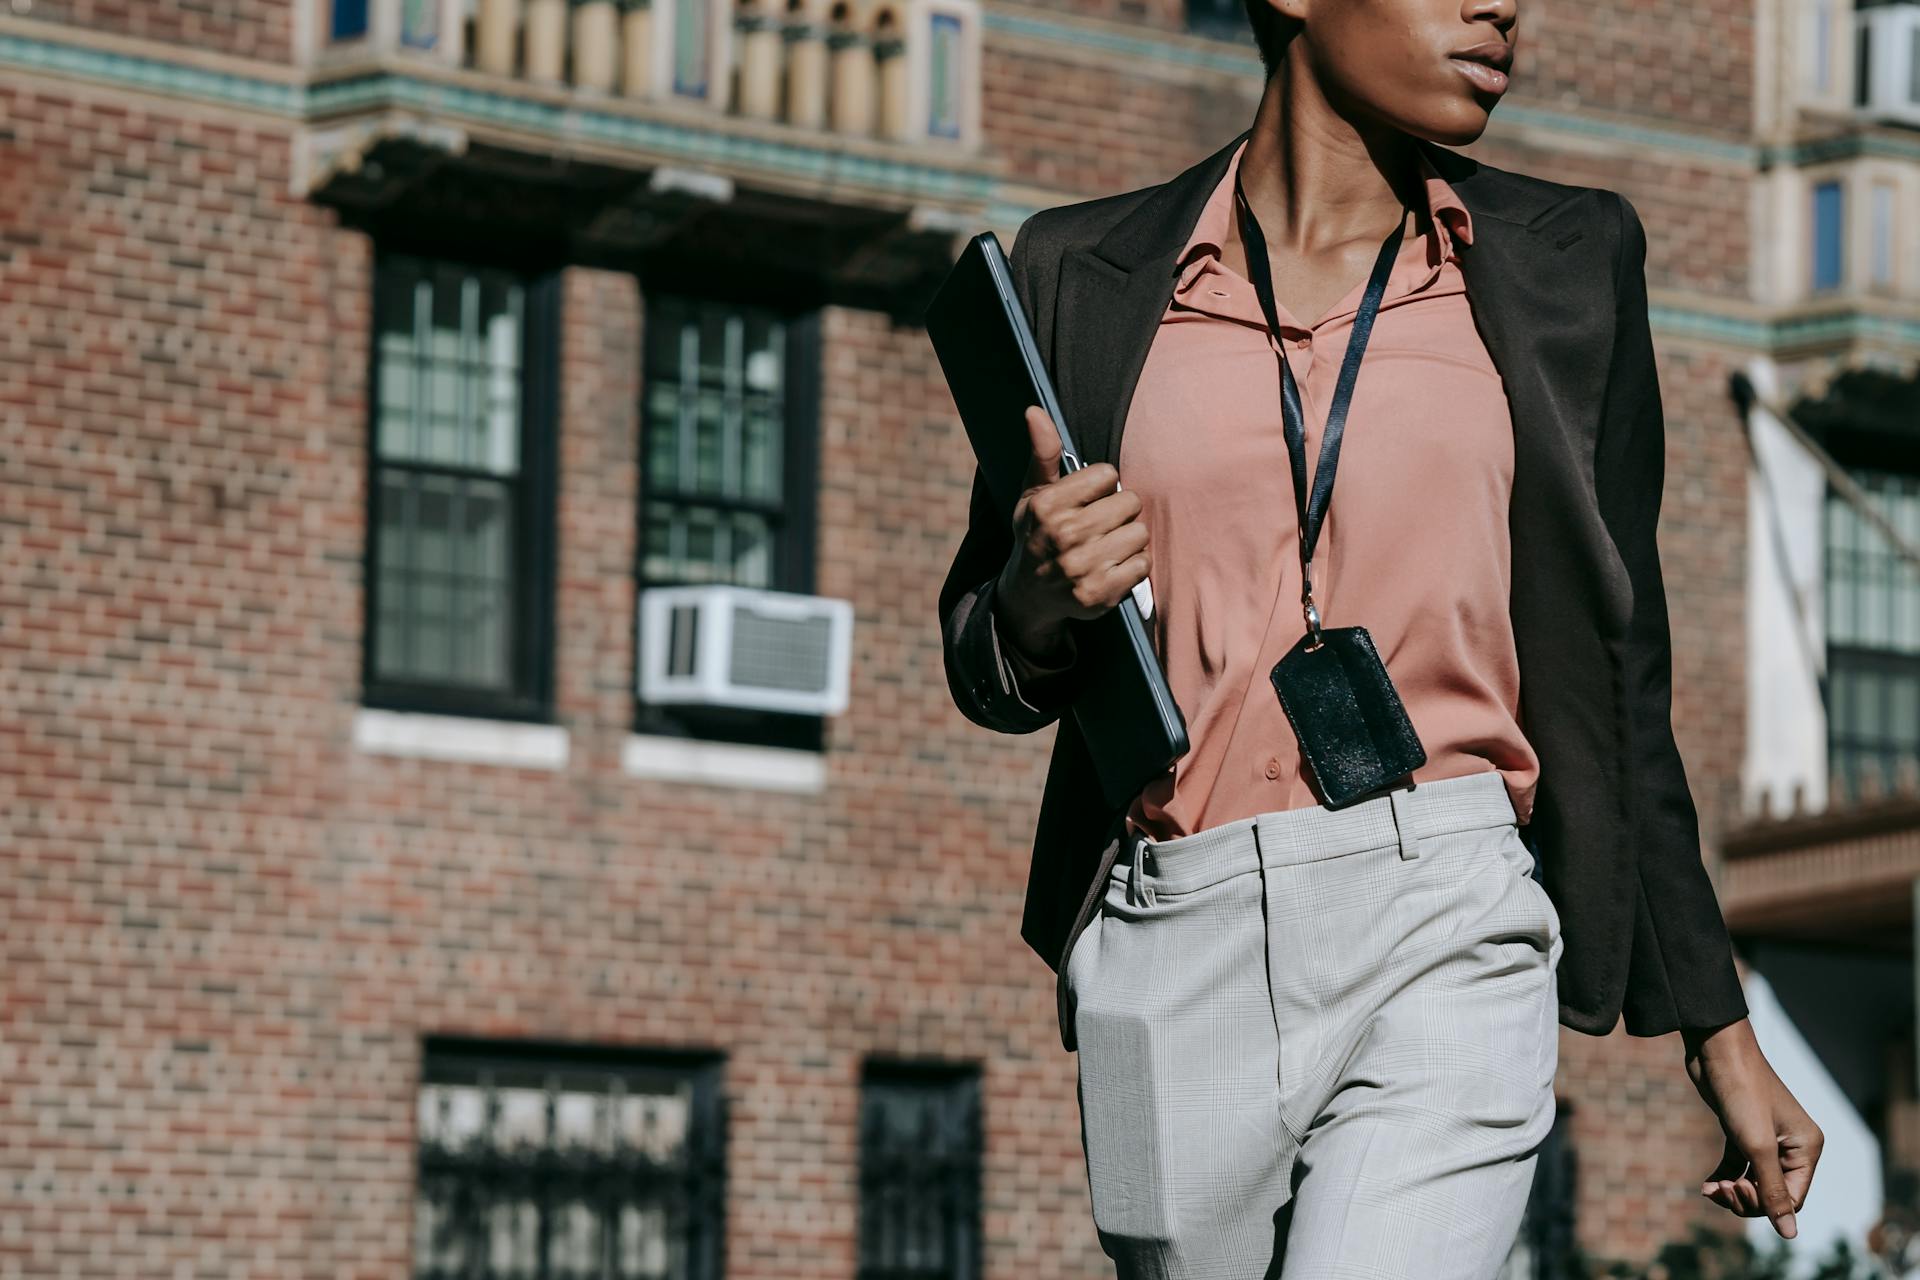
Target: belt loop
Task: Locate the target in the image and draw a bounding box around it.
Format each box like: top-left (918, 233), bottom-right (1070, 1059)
top-left (1389, 786), bottom-right (1423, 861)
top-left (1128, 832), bottom-right (1156, 907)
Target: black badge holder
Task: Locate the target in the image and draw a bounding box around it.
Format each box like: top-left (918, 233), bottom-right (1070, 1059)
top-left (1235, 175), bottom-right (1428, 809)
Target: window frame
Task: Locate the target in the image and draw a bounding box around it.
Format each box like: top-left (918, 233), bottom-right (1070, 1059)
top-left (1184, 0), bottom-right (1254, 41)
top-left (361, 248), bottom-right (563, 724)
top-left (1823, 465), bottom-right (1920, 800)
top-left (412, 1035), bottom-right (727, 1280)
top-left (1810, 177), bottom-right (1846, 294)
top-left (630, 285), bottom-right (825, 752)
top-left (856, 1059), bottom-right (984, 1280)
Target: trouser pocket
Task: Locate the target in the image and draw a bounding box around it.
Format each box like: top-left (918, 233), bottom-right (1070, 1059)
top-left (1072, 863), bottom-right (1281, 1251)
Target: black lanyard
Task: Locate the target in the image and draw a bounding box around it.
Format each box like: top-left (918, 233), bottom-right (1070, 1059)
top-left (1232, 174), bottom-right (1407, 646)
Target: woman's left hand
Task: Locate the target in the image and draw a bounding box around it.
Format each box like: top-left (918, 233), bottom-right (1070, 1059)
top-left (1683, 1017), bottom-right (1823, 1238)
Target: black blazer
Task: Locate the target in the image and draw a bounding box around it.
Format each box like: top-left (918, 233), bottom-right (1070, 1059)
top-left (937, 127), bottom-right (1750, 1052)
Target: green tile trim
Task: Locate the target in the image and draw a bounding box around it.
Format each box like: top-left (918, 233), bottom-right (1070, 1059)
top-left (981, 9), bottom-right (1262, 76)
top-left (0, 30), bottom-right (996, 203)
top-left (1490, 103), bottom-right (1757, 164)
top-left (1766, 130), bottom-right (1920, 167)
top-left (310, 73), bottom-right (1000, 200)
top-left (1650, 304), bottom-right (1920, 350)
top-left (0, 31), bottom-right (305, 111)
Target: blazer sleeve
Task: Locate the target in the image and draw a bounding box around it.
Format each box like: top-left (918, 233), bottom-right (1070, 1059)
top-left (936, 216), bottom-right (1083, 735)
top-left (1597, 191), bottom-right (1751, 1037)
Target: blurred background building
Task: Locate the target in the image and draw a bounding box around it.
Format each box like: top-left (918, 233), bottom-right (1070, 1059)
top-left (0, 0), bottom-right (1914, 1274)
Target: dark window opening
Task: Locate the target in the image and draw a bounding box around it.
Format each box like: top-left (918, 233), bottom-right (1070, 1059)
top-left (1825, 467), bottom-right (1920, 801)
top-left (634, 292), bottom-right (822, 751)
top-left (857, 1061), bottom-right (982, 1280)
top-left (413, 1038), bottom-right (726, 1280)
top-left (1186, 0), bottom-right (1251, 42)
top-left (331, 0), bottom-right (370, 41)
top-left (364, 253), bottom-right (559, 721)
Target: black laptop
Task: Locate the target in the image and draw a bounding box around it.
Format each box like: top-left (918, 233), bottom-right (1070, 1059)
top-left (924, 231), bottom-right (1189, 810)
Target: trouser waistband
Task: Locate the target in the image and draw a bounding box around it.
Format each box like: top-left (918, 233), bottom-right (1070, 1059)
top-left (1113, 769), bottom-right (1516, 904)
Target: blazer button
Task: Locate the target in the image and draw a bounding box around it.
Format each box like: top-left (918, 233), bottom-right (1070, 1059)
top-left (1265, 758), bottom-right (1281, 780)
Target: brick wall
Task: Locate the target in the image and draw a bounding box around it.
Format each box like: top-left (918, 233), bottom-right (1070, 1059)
top-left (0, 0), bottom-right (1766, 1272)
top-left (16, 0), bottom-right (295, 62)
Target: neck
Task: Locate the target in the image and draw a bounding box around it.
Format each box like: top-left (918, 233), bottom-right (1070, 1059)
top-left (1238, 55), bottom-right (1423, 255)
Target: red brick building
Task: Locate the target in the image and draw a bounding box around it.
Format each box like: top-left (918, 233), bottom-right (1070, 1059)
top-left (0, 0), bottom-right (1915, 1275)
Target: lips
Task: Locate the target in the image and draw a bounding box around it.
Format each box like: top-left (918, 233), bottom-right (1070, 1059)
top-left (1450, 42), bottom-right (1513, 95)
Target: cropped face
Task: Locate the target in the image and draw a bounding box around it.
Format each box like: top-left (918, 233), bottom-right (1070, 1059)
top-left (1280, 0), bottom-right (1519, 145)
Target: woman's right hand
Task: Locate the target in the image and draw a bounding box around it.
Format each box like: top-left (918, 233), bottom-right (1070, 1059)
top-left (994, 406), bottom-right (1153, 660)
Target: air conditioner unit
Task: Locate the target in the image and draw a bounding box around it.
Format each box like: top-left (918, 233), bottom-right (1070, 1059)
top-left (1855, 3), bottom-right (1920, 125)
top-left (636, 584), bottom-right (854, 716)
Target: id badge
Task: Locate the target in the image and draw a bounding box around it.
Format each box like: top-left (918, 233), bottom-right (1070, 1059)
top-left (1269, 624), bottom-right (1427, 809)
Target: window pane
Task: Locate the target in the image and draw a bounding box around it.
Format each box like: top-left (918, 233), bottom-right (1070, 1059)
top-left (858, 1067), bottom-right (981, 1280)
top-left (376, 258), bottom-right (522, 476)
top-left (928, 13), bottom-right (963, 138)
top-left (401, 0), bottom-right (441, 48)
top-left (641, 297), bottom-right (792, 590)
top-left (1811, 180), bottom-right (1844, 292)
top-left (1857, 24), bottom-right (1873, 108)
top-left (1810, 0), bottom-right (1832, 93)
top-left (1185, 0), bottom-right (1246, 40)
top-left (674, 0), bottom-right (709, 96)
top-left (1825, 468), bottom-right (1920, 796)
top-left (374, 470), bottom-right (515, 691)
top-left (732, 513), bottom-right (773, 588)
top-left (1867, 182), bottom-right (1896, 288)
top-left (415, 1046), bottom-right (722, 1280)
top-left (331, 0), bottom-right (370, 40)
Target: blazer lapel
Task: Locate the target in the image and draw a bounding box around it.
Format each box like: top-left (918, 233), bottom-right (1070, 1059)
top-left (1054, 129), bottom-right (1250, 469)
top-left (1429, 139), bottom-right (1634, 637)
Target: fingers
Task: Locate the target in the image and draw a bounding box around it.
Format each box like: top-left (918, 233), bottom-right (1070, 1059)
top-left (1055, 518), bottom-right (1150, 604)
top-left (1780, 1103), bottom-right (1824, 1208)
top-left (1744, 1127), bottom-right (1800, 1238)
top-left (1702, 1141), bottom-right (1751, 1216)
top-left (1044, 487), bottom-right (1144, 552)
top-left (1022, 406), bottom-right (1066, 493)
top-left (1018, 456), bottom-right (1137, 564)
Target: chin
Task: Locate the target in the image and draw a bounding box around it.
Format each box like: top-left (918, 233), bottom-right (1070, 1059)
top-left (1411, 103), bottom-right (1496, 149)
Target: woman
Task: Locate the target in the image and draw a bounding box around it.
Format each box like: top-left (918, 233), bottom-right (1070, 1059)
top-left (935, 0), bottom-right (1824, 1273)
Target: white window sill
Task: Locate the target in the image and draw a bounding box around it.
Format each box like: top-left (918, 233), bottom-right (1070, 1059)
top-left (621, 733), bottom-right (826, 793)
top-left (352, 708), bottom-right (569, 771)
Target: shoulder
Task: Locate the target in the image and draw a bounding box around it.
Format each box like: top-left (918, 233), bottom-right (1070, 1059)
top-left (1011, 185), bottom-right (1156, 261)
top-left (1430, 146), bottom-right (1646, 276)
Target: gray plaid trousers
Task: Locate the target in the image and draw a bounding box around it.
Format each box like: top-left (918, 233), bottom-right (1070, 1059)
top-left (1065, 768), bottom-right (1564, 1279)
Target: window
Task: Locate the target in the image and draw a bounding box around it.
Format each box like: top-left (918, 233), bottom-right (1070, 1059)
top-left (1870, 181), bottom-right (1897, 289)
top-left (1811, 179), bottom-right (1845, 292)
top-left (927, 12), bottom-right (964, 139)
top-left (673, 0), bottom-right (712, 97)
top-left (1857, 21), bottom-right (1874, 108)
top-left (414, 1039), bottom-right (725, 1280)
top-left (1825, 468), bottom-right (1920, 800)
top-left (1911, 23), bottom-right (1920, 103)
top-left (635, 293), bottom-right (821, 747)
top-left (366, 254), bottom-right (559, 721)
top-left (331, 0), bottom-right (370, 40)
top-left (1185, 0), bottom-right (1249, 41)
top-left (402, 0), bottom-right (442, 49)
top-left (1811, 0), bottom-right (1833, 94)
top-left (857, 1063), bottom-right (982, 1280)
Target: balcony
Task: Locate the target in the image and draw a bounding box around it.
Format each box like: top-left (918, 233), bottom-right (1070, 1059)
top-left (296, 0), bottom-right (990, 300)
